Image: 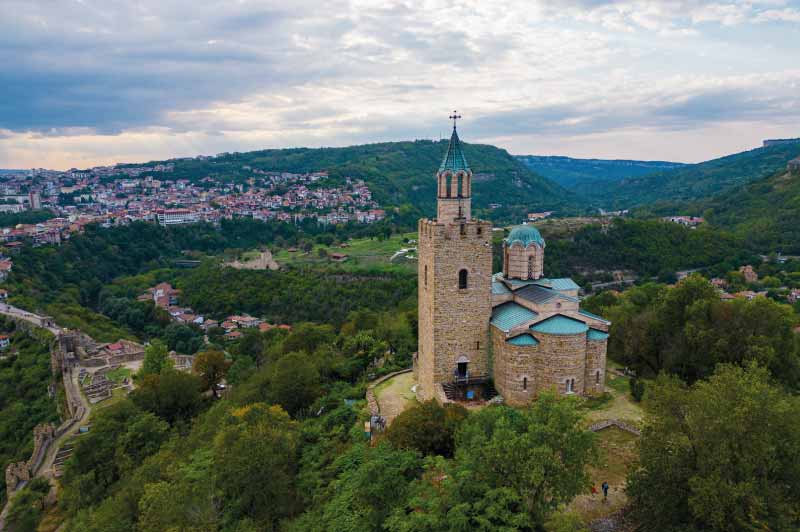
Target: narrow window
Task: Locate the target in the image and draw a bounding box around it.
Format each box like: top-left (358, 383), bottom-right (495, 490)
top-left (476, 341), bottom-right (480, 350)
top-left (527, 256), bottom-right (534, 278)
top-left (596, 371), bottom-right (600, 384)
top-left (424, 265), bottom-right (428, 288)
top-left (457, 173), bottom-right (464, 198)
top-left (458, 269), bottom-right (468, 289)
top-left (460, 223), bottom-right (466, 235)
top-left (523, 377), bottom-right (528, 391)
top-left (477, 226), bottom-right (482, 236)
top-left (571, 378), bottom-right (576, 392)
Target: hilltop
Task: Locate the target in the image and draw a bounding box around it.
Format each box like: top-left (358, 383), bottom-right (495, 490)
top-left (516, 155), bottom-right (685, 199)
top-left (601, 140), bottom-right (800, 208)
top-left (124, 140), bottom-right (577, 222)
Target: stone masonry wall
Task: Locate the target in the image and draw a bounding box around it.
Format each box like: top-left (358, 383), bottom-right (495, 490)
top-left (417, 218), bottom-right (492, 401)
top-left (505, 242), bottom-right (543, 280)
top-left (531, 332), bottom-right (587, 396)
top-left (584, 339), bottom-right (607, 396)
top-left (436, 198), bottom-right (471, 224)
top-left (492, 327), bottom-right (537, 406)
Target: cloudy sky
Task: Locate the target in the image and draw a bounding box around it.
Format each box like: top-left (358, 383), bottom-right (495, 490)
top-left (1, 0), bottom-right (799, 169)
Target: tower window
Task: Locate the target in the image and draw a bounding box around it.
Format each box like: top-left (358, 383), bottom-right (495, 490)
top-left (476, 341), bottom-right (480, 349)
top-left (424, 265), bottom-right (428, 288)
top-left (477, 226), bottom-right (482, 236)
top-left (458, 269), bottom-right (468, 289)
top-left (566, 378), bottom-right (575, 393)
top-left (460, 223), bottom-right (466, 235)
top-left (523, 377), bottom-right (528, 391)
top-left (528, 256), bottom-right (534, 278)
top-left (596, 370), bottom-right (600, 384)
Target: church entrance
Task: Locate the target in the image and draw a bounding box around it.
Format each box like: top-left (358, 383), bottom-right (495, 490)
top-left (457, 361), bottom-right (468, 379)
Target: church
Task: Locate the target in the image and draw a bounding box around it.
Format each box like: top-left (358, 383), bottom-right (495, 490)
top-left (414, 119), bottom-right (610, 407)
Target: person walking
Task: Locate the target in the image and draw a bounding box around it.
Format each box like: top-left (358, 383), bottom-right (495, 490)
top-left (590, 485), bottom-right (598, 497)
top-left (601, 481), bottom-right (609, 501)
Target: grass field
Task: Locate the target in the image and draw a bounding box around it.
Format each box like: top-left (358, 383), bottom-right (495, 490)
top-left (373, 371), bottom-right (417, 423)
top-left (272, 232), bottom-right (418, 270)
top-left (105, 367), bottom-right (132, 383)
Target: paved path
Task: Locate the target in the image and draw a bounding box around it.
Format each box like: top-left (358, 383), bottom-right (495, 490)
top-left (0, 302), bottom-right (63, 337)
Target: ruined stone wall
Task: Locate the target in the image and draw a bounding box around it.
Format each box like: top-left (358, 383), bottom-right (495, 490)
top-left (491, 327), bottom-right (537, 406)
top-left (584, 339), bottom-right (607, 396)
top-left (417, 218), bottom-right (492, 401)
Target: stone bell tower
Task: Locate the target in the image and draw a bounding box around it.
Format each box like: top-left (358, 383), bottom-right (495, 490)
top-left (415, 114), bottom-right (493, 401)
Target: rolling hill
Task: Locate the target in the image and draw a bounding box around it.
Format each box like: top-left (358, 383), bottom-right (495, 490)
top-left (697, 165), bottom-right (800, 253)
top-left (602, 141), bottom-right (800, 209)
top-left (516, 155), bottom-right (685, 199)
top-left (126, 140), bottom-right (578, 222)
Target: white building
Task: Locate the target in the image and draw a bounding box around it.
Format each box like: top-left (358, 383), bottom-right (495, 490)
top-left (156, 209), bottom-right (198, 226)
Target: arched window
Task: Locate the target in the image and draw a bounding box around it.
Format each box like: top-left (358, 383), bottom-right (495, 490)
top-left (445, 174), bottom-right (452, 198)
top-left (458, 269), bottom-right (468, 289)
top-left (527, 255), bottom-right (534, 278)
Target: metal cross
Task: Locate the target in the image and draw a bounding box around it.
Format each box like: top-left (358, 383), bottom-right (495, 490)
top-left (449, 111), bottom-right (462, 130)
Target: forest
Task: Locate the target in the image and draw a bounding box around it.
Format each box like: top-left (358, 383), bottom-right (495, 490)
top-left (3, 217), bottom-right (800, 531)
top-left (0, 320), bottom-right (59, 500)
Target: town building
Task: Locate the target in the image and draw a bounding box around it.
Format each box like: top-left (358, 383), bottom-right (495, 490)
top-left (0, 335), bottom-right (9, 350)
top-left (414, 121), bottom-right (610, 407)
top-left (156, 208), bottom-right (198, 226)
top-left (789, 157), bottom-right (800, 173)
top-left (739, 265), bottom-right (758, 284)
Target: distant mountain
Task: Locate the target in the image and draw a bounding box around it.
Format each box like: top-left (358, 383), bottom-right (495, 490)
top-left (129, 140), bottom-right (579, 222)
top-left (516, 155), bottom-right (686, 199)
top-left (602, 141), bottom-right (800, 209)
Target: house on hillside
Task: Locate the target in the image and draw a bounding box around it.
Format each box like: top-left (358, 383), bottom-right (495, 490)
top-left (789, 157), bottom-right (800, 173)
top-left (0, 335), bottom-right (10, 349)
top-left (739, 265), bottom-right (758, 284)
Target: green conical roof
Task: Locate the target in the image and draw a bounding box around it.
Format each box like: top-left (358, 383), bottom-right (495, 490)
top-left (439, 127), bottom-right (470, 173)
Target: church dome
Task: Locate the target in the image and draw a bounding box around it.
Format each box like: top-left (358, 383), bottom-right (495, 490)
top-left (506, 225), bottom-right (545, 248)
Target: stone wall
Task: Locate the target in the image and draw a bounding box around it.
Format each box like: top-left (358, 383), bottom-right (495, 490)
top-left (534, 332), bottom-right (587, 395)
top-left (4, 423), bottom-right (55, 497)
top-left (491, 327), bottom-right (537, 406)
top-left (436, 198), bottom-right (471, 224)
top-left (417, 218), bottom-right (492, 401)
top-left (504, 242), bottom-right (543, 280)
top-left (584, 338), bottom-right (607, 396)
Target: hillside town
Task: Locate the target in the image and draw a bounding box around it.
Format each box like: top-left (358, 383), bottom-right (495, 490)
top-left (0, 160), bottom-right (386, 244)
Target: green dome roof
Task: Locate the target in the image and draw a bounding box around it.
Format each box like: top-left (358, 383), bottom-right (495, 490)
top-left (506, 225), bottom-right (545, 248)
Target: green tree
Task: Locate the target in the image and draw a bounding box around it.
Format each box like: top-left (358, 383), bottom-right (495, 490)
top-left (193, 349), bottom-right (231, 397)
top-left (5, 477), bottom-right (51, 532)
top-left (214, 404), bottom-right (300, 529)
top-left (628, 364), bottom-right (800, 531)
top-left (269, 352), bottom-right (321, 417)
top-left (140, 339), bottom-right (169, 377)
top-left (131, 368), bottom-right (203, 424)
top-left (386, 400), bottom-right (468, 458)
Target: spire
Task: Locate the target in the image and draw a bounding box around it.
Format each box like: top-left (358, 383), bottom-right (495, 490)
top-left (439, 112), bottom-right (469, 173)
